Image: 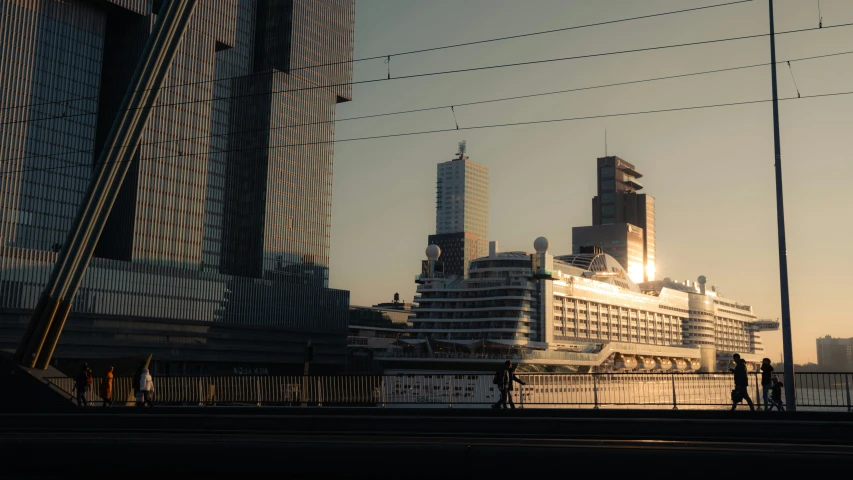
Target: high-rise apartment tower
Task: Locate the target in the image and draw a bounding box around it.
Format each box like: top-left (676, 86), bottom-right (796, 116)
top-left (428, 141), bottom-right (489, 277)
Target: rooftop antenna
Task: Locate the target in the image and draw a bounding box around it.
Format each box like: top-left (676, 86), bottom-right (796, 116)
top-left (605, 129), bottom-right (608, 156)
top-left (818, 0), bottom-right (822, 28)
top-left (457, 140), bottom-right (467, 159)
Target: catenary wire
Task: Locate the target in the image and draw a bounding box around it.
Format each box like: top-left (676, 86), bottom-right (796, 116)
top-left (298, 0), bottom-right (757, 67)
top-left (3, 20), bottom-right (851, 129)
top-left (2, 89), bottom-right (851, 178)
top-left (0, 0), bottom-right (754, 114)
top-left (2, 48), bottom-right (850, 167)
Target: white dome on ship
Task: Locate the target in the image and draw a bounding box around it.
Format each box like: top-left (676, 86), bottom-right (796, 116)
top-left (426, 244), bottom-right (441, 260)
top-left (534, 237), bottom-right (550, 254)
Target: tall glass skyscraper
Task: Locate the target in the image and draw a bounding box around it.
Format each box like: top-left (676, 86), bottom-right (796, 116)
top-left (0, 0), bottom-right (355, 375)
top-left (428, 141), bottom-right (489, 277)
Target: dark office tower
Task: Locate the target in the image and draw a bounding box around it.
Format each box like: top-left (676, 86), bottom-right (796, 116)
top-left (0, 0), bottom-right (354, 375)
top-left (572, 156), bottom-right (655, 283)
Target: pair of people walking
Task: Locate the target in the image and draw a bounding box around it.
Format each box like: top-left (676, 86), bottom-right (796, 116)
top-left (730, 354), bottom-right (784, 411)
top-left (73, 363), bottom-right (115, 407)
top-left (760, 357), bottom-right (784, 411)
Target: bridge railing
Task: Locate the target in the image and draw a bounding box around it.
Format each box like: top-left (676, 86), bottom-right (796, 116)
top-left (44, 372), bottom-right (853, 410)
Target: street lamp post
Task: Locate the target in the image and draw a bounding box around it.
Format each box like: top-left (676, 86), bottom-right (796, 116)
top-left (767, 0), bottom-right (796, 411)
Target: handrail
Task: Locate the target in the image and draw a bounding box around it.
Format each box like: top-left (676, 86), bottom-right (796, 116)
top-left (44, 372), bottom-right (853, 410)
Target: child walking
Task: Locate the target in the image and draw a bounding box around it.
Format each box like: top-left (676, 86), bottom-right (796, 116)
top-left (768, 375), bottom-right (785, 411)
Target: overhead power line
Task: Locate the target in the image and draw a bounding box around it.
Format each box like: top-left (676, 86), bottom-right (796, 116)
top-left (4, 20), bottom-right (851, 130)
top-left (3, 49), bottom-right (851, 168)
top-left (3, 88), bottom-right (852, 178)
top-left (0, 0), bottom-right (754, 115)
top-left (324, 0), bottom-right (757, 66)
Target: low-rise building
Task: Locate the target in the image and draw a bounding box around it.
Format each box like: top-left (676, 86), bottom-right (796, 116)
top-left (816, 336), bottom-right (853, 371)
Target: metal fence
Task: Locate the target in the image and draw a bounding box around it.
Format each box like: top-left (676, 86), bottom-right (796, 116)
top-left (45, 372), bottom-right (853, 410)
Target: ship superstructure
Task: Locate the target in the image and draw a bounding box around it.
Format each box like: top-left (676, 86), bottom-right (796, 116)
top-left (378, 238), bottom-right (777, 373)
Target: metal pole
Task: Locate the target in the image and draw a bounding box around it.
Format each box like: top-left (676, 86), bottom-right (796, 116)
top-left (758, 373), bottom-right (764, 410)
top-left (593, 374), bottom-right (599, 409)
top-left (768, 0), bottom-right (796, 411)
top-left (671, 373), bottom-right (678, 410)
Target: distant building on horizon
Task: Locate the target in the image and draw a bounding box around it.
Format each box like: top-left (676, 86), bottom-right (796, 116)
top-left (816, 335), bottom-right (853, 371)
top-left (427, 141), bottom-right (489, 277)
top-left (373, 292), bottom-right (415, 311)
top-left (572, 156), bottom-right (655, 283)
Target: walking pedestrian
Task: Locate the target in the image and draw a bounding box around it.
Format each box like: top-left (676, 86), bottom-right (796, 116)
top-left (491, 360), bottom-right (526, 409)
top-left (99, 366), bottom-right (114, 407)
top-left (768, 376), bottom-right (785, 411)
top-left (729, 353), bottom-right (755, 411)
top-left (137, 367), bottom-right (154, 407)
top-left (73, 363), bottom-right (93, 407)
top-left (760, 358), bottom-right (774, 410)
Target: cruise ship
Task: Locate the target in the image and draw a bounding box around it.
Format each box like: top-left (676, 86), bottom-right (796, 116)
top-left (376, 237), bottom-right (779, 374)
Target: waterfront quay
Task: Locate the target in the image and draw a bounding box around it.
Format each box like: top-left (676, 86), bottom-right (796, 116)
top-left (2, 408), bottom-right (852, 475)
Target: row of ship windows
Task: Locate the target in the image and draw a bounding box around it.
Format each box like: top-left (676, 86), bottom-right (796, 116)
top-left (556, 313), bottom-right (680, 323)
top-left (554, 328), bottom-right (679, 336)
top-left (716, 308), bottom-right (756, 319)
top-left (555, 334), bottom-right (682, 342)
top-left (560, 319), bottom-right (754, 337)
top-left (714, 300), bottom-right (752, 311)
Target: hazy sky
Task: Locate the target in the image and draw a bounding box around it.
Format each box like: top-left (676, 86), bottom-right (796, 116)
top-left (329, 0), bottom-right (853, 364)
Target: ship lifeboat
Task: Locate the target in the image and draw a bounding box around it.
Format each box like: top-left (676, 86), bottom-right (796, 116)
top-left (613, 354), bottom-right (637, 371)
top-left (683, 359), bottom-right (698, 372)
top-left (671, 358), bottom-right (688, 371)
top-left (635, 356), bottom-right (655, 371)
top-left (654, 356), bottom-right (674, 371)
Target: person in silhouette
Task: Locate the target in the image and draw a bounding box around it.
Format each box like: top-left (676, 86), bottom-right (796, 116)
top-left (729, 353), bottom-right (754, 411)
top-left (99, 366), bottom-right (114, 407)
top-left (768, 375), bottom-right (785, 411)
top-left (760, 358), bottom-right (774, 410)
top-left (73, 363), bottom-right (93, 407)
top-left (138, 367), bottom-right (155, 407)
top-left (492, 360), bottom-right (526, 409)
